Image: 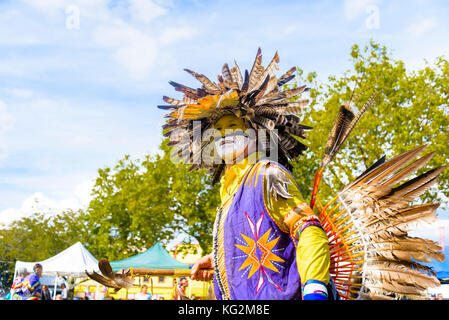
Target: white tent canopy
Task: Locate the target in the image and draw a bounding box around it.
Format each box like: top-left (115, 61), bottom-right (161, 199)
top-left (14, 241), bottom-right (99, 278)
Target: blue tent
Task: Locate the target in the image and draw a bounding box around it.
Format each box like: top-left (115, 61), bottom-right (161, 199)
top-left (109, 242), bottom-right (191, 272)
top-left (426, 246), bottom-right (449, 280)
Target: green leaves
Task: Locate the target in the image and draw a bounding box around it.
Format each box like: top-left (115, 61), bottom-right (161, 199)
top-left (289, 41), bottom-right (449, 206)
top-left (0, 210), bottom-right (90, 267)
top-left (85, 148), bottom-right (176, 260)
top-left (82, 139), bottom-right (220, 260)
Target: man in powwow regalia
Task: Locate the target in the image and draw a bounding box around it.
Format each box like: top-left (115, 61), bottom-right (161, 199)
top-left (185, 113), bottom-right (335, 300)
top-left (87, 48), bottom-right (445, 301)
top-left (162, 49), bottom-right (337, 300)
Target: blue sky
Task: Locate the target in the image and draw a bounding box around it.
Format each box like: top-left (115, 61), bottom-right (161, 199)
top-left (0, 0), bottom-right (448, 241)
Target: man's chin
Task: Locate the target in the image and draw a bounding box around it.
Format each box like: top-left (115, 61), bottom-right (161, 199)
top-left (219, 152), bottom-right (247, 164)
top-left (220, 155), bottom-right (238, 164)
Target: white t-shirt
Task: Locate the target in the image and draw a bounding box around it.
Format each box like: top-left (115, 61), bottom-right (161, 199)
top-left (135, 292), bottom-right (152, 300)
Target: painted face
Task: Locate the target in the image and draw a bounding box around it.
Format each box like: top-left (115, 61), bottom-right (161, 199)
top-left (213, 114), bottom-right (250, 162)
top-left (34, 265), bottom-right (43, 277)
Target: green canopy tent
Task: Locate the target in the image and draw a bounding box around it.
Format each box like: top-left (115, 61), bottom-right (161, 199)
top-left (108, 243), bottom-right (192, 299)
top-left (109, 242), bottom-right (191, 271)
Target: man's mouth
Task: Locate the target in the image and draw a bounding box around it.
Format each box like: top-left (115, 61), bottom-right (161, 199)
top-left (220, 139), bottom-right (234, 146)
top-left (215, 131), bottom-right (249, 145)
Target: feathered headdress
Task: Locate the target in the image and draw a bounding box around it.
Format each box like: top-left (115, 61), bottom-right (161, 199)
top-left (158, 48), bottom-right (312, 184)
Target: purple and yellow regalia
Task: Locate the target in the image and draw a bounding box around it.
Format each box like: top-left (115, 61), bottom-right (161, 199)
top-left (212, 156), bottom-right (334, 300)
top-left (157, 49), bottom-right (337, 300)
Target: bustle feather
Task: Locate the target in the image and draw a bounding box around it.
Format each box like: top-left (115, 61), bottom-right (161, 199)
top-left (85, 259), bottom-right (133, 292)
top-left (321, 145), bottom-right (445, 300)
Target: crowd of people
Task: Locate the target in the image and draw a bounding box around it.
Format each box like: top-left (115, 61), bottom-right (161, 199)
top-left (430, 294), bottom-right (446, 300)
top-left (109, 277), bottom-right (189, 300)
top-left (5, 264), bottom-right (70, 300)
top-left (3, 263), bottom-right (191, 300)
top-left (5, 264), bottom-right (444, 300)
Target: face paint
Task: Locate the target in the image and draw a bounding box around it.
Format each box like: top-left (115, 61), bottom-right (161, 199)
top-left (215, 132), bottom-right (250, 162)
top-left (213, 115), bottom-right (250, 162)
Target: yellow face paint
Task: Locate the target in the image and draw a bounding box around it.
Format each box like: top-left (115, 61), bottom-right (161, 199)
top-left (213, 114), bottom-right (249, 162)
top-left (213, 114), bottom-right (247, 136)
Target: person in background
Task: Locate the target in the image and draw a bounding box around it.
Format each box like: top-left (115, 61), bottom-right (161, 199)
top-left (437, 293), bottom-right (445, 300)
top-left (175, 277), bottom-right (188, 300)
top-left (17, 264), bottom-right (43, 300)
top-left (41, 285), bottom-right (52, 300)
top-left (10, 269), bottom-right (27, 300)
top-left (60, 283), bottom-right (68, 300)
top-left (74, 292), bottom-right (87, 300)
top-left (134, 285), bottom-right (152, 300)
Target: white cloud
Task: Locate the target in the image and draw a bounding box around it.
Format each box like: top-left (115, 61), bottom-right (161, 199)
top-left (343, 0), bottom-right (380, 21)
top-left (159, 26), bottom-right (198, 45)
top-left (20, 0), bottom-right (108, 18)
top-left (0, 100), bottom-right (14, 136)
top-left (57, 179), bottom-right (95, 211)
top-left (90, 10), bottom-right (165, 80)
top-left (113, 37), bottom-right (159, 80)
top-left (1, 88), bottom-right (34, 99)
top-left (20, 0), bottom-right (66, 17)
top-left (10, 1), bottom-right (172, 81)
top-left (0, 100), bottom-right (14, 163)
top-left (0, 0), bottom-right (199, 85)
top-left (407, 18), bottom-right (437, 38)
top-left (409, 213), bottom-right (449, 245)
top-left (281, 25), bottom-right (298, 37)
top-left (0, 179), bottom-right (95, 227)
top-left (0, 87), bottom-right (162, 223)
top-left (129, 0), bottom-right (169, 24)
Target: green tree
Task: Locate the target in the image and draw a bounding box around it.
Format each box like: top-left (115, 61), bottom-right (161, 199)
top-left (0, 210), bottom-right (90, 287)
top-left (84, 140), bottom-right (219, 260)
top-left (290, 40), bottom-right (449, 207)
top-left (163, 141), bottom-right (220, 255)
top-left (85, 152), bottom-right (176, 260)
top-left (0, 211), bottom-right (89, 263)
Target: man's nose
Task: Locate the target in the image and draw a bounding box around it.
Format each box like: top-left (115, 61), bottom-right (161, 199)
top-left (219, 128), bottom-right (228, 137)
